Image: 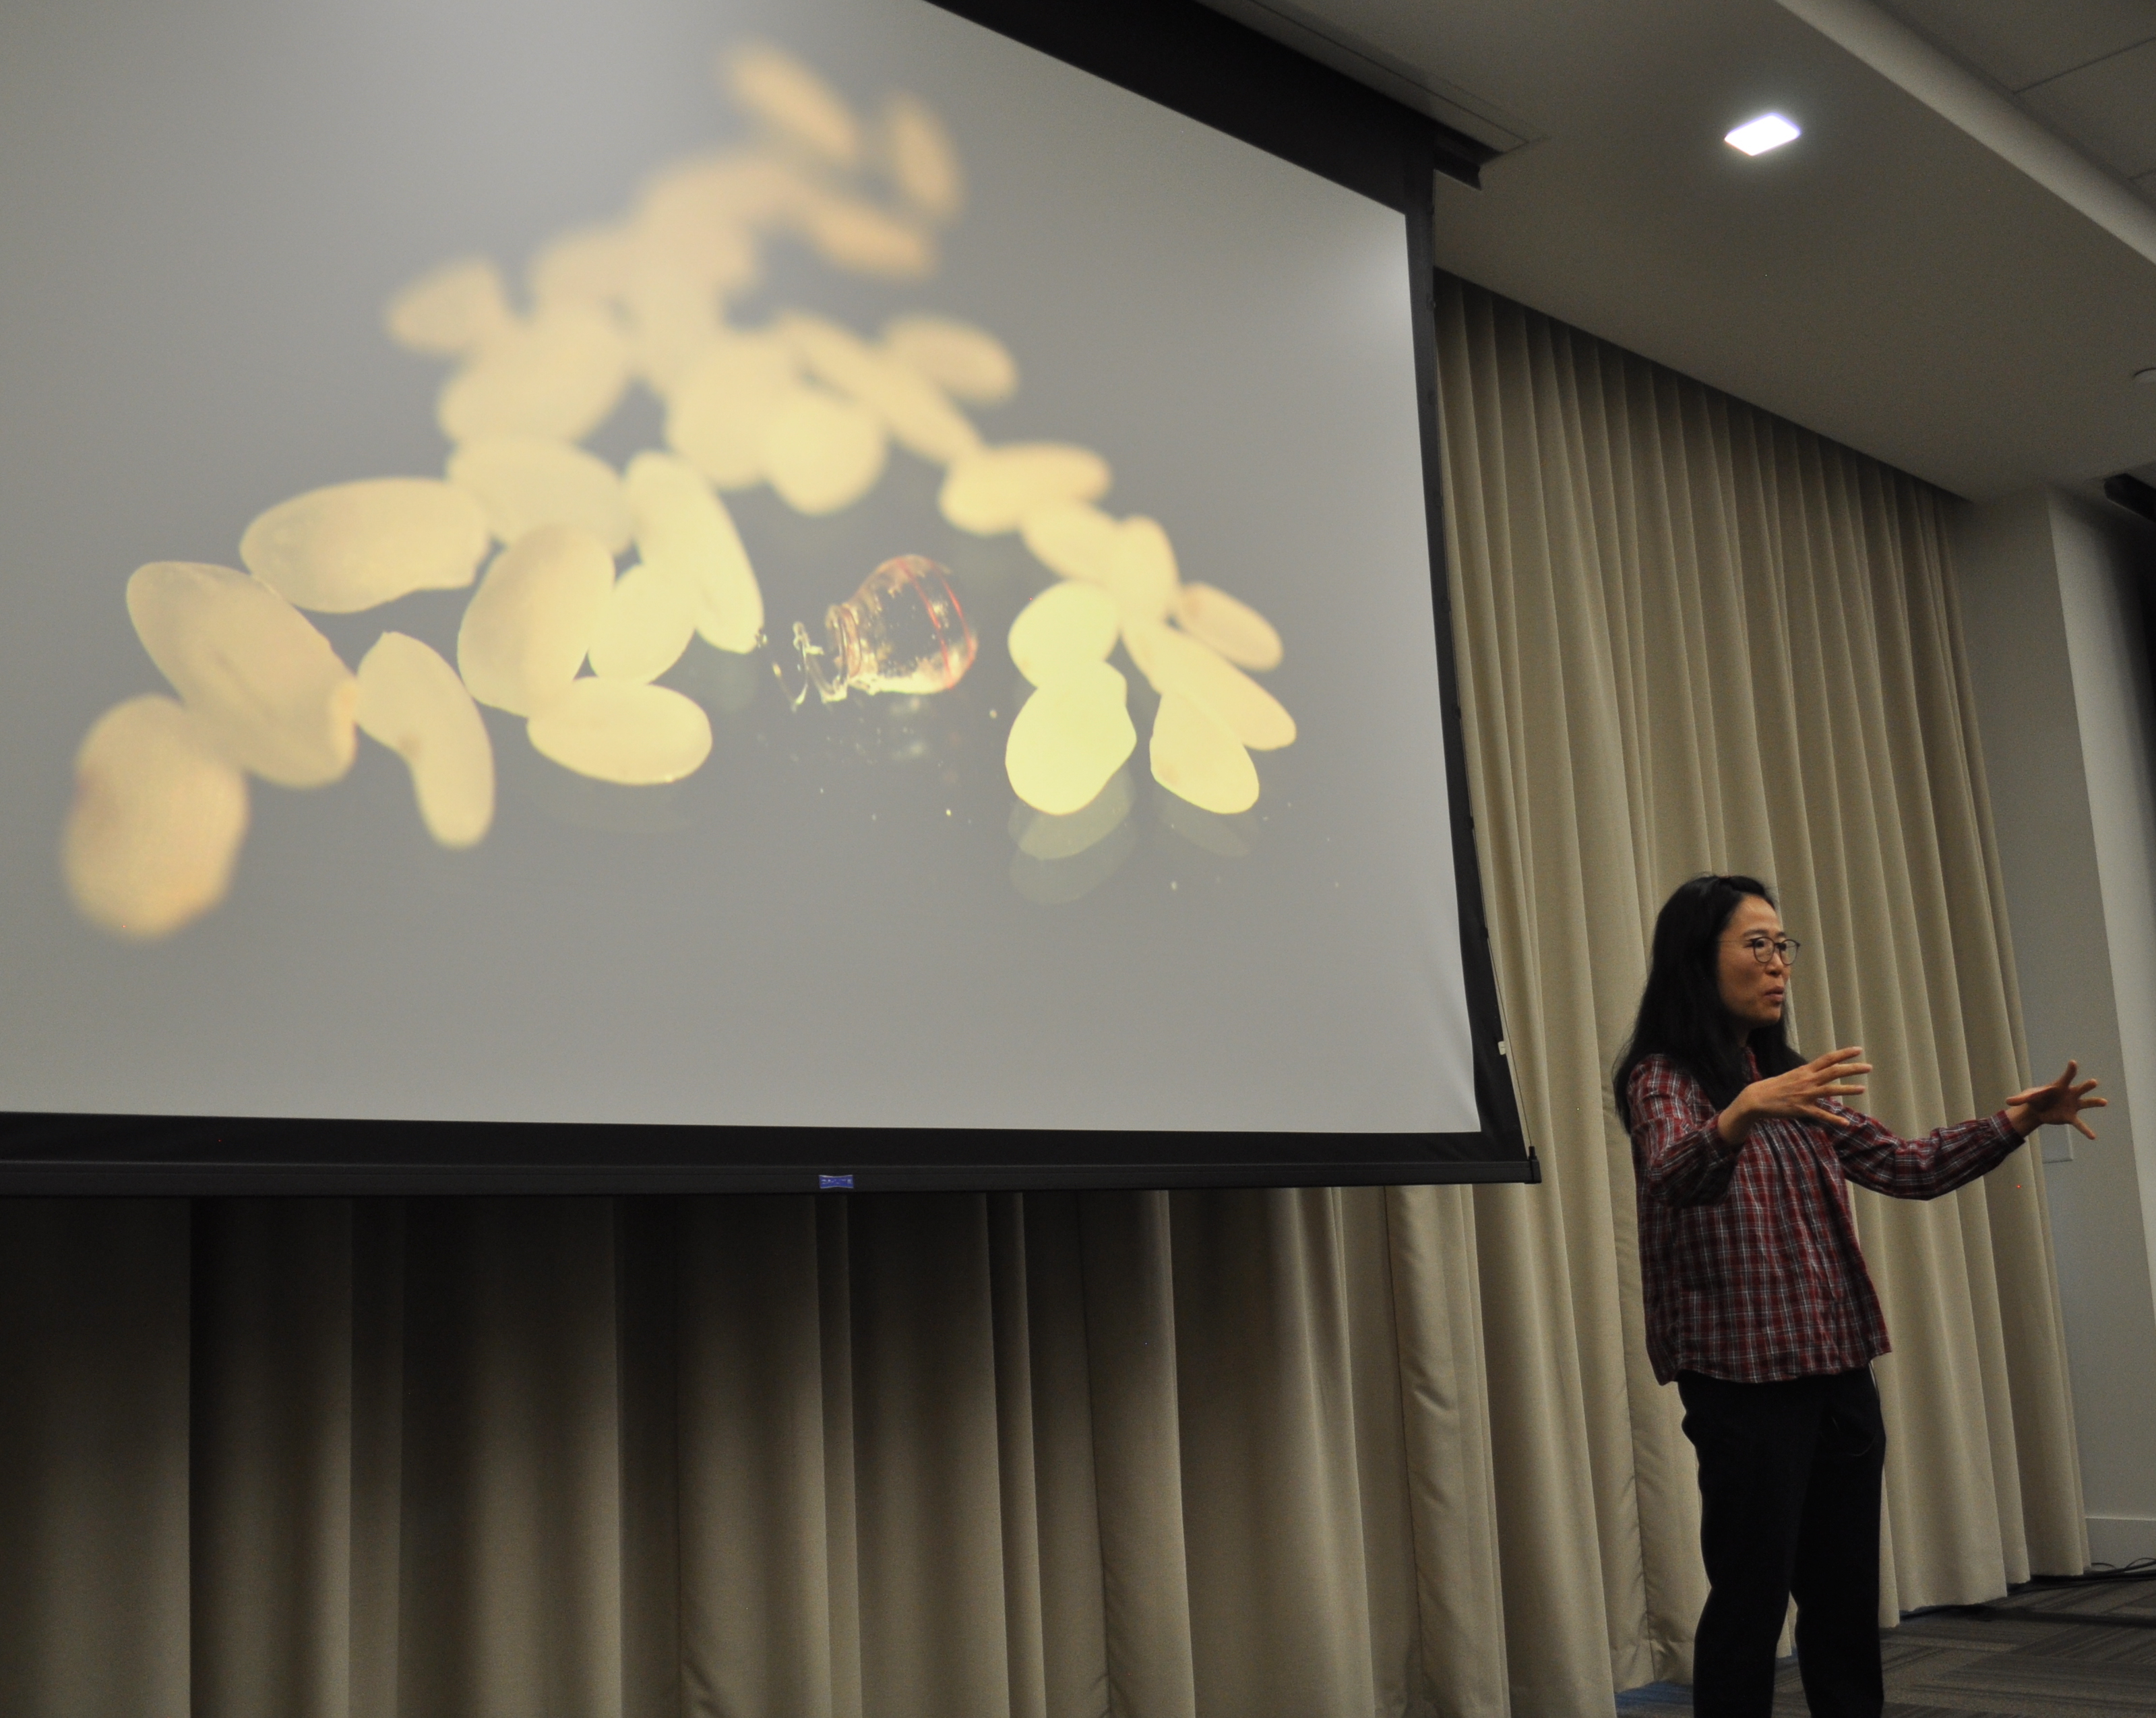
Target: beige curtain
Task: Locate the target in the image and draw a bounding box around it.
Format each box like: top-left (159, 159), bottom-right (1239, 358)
top-left (0, 1192), bottom-right (1508, 1718)
top-left (0, 278), bottom-right (2087, 1718)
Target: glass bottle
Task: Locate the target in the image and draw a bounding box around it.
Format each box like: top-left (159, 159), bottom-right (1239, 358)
top-left (791, 555), bottom-right (978, 705)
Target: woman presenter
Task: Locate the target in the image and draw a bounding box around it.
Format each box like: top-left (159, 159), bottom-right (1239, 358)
top-left (1615, 874), bottom-right (2103, 1718)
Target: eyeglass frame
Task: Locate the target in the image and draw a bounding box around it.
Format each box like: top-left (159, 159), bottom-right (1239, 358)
top-left (1721, 933), bottom-right (1801, 968)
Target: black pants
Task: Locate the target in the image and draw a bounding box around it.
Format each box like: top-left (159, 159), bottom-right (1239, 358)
top-left (1677, 1367), bottom-right (1887, 1718)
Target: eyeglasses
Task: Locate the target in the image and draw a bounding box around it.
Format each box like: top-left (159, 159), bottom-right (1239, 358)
top-left (1725, 935), bottom-right (1801, 968)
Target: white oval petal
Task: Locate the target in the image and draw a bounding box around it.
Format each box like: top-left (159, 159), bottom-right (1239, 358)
top-left (625, 452), bottom-right (764, 653)
top-left (1008, 580), bottom-right (1119, 688)
top-left (64, 696), bottom-right (249, 939)
top-left (796, 193), bottom-right (933, 279)
top-left (1020, 499), bottom-right (1121, 581)
top-left (1107, 516), bottom-right (1178, 623)
top-left (763, 387), bottom-right (888, 516)
top-left (777, 313), bottom-right (977, 464)
top-left (241, 478), bottom-right (491, 614)
top-left (722, 44), bottom-right (861, 168)
top-left (1122, 618), bottom-right (1295, 750)
top-left (386, 256), bottom-right (512, 355)
top-left (664, 335), bottom-right (799, 487)
top-left (1150, 691), bottom-right (1258, 814)
top-left (437, 307), bottom-right (631, 445)
top-left (941, 443), bottom-right (1110, 536)
top-left (1004, 660), bottom-right (1136, 816)
top-left (448, 439), bottom-right (633, 555)
top-left (1174, 583), bottom-right (1282, 671)
top-left (356, 632), bottom-right (495, 848)
top-left (456, 524), bottom-right (617, 716)
top-left (528, 223), bottom-right (640, 309)
top-left (528, 679), bottom-right (712, 785)
top-left (127, 561), bottom-right (357, 787)
top-left (882, 94), bottom-right (964, 223)
top-left (882, 315), bottom-right (1016, 405)
top-left (589, 563), bottom-right (698, 683)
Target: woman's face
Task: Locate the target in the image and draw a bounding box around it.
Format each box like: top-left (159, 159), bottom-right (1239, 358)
top-left (1717, 894), bottom-right (1789, 1034)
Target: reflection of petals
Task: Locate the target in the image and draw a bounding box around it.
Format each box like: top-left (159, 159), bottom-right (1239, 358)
top-left (722, 44), bottom-right (861, 169)
top-left (386, 256), bottom-right (512, 355)
top-left (1123, 618), bottom-right (1295, 749)
top-left (665, 336), bottom-right (799, 487)
top-left (1150, 692), bottom-right (1258, 814)
top-left (65, 696), bottom-right (249, 940)
top-left (528, 679), bottom-right (713, 785)
top-left (1008, 580), bottom-right (1119, 687)
top-left (1010, 767), bottom-right (1132, 860)
top-left (357, 633), bottom-right (495, 849)
top-left (882, 94), bottom-right (964, 222)
top-left (1010, 818), bottom-right (1136, 904)
top-left (625, 452), bottom-right (764, 654)
top-left (127, 561), bottom-right (358, 787)
top-left (942, 443), bottom-right (1111, 535)
top-left (1175, 583), bottom-right (1282, 671)
top-left (437, 307), bottom-right (631, 445)
top-left (1156, 790), bottom-right (1252, 858)
top-left (589, 563), bottom-right (698, 684)
top-left (882, 315), bottom-right (1016, 405)
top-left (1005, 660), bottom-right (1135, 815)
top-left (762, 386), bottom-right (888, 516)
top-left (242, 479), bottom-right (491, 613)
top-left (456, 524), bottom-right (617, 716)
top-left (448, 439), bottom-right (633, 555)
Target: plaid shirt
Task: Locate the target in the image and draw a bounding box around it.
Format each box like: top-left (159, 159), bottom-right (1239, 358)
top-left (1627, 1051), bottom-right (2022, 1384)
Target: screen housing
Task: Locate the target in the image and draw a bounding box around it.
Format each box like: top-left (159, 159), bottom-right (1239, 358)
top-left (0, 0), bottom-right (1532, 1194)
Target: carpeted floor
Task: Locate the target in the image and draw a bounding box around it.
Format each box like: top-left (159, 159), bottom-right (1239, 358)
top-left (1616, 1578), bottom-right (2156, 1718)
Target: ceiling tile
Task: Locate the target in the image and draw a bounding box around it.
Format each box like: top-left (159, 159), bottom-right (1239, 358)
top-left (2020, 38), bottom-right (2156, 177)
top-left (1880, 0), bottom-right (2156, 90)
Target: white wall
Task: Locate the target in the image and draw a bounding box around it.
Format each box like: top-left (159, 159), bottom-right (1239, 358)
top-left (1957, 486), bottom-right (2156, 1569)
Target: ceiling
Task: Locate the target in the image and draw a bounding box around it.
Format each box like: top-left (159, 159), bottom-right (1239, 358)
top-left (1202, 0), bottom-right (2156, 501)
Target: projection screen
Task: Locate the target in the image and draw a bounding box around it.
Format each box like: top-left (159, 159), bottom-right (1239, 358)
top-left (0, 0), bottom-right (1529, 1189)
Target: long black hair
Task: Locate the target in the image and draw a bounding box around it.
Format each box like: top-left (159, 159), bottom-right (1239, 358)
top-left (1612, 873), bottom-right (1803, 1129)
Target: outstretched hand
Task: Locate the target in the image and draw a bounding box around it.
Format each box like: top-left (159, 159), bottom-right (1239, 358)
top-left (2006, 1061), bottom-right (2105, 1139)
top-left (1718, 1046), bottom-right (1872, 1145)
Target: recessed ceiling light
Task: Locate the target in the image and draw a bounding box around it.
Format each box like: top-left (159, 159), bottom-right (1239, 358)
top-left (1726, 113), bottom-right (1801, 156)
top-left (2137, 365), bottom-right (2156, 385)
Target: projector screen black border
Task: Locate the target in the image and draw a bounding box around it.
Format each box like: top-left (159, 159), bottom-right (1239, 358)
top-left (0, 0), bottom-right (1534, 1195)
top-left (0, 1113), bottom-right (1540, 1194)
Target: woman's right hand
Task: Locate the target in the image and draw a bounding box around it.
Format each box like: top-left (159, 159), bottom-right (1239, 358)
top-left (1717, 1046), bottom-right (1872, 1145)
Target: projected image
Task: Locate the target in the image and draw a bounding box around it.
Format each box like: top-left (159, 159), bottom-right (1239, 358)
top-left (1, 0), bottom-right (1473, 1134)
top-left (61, 43), bottom-right (1294, 942)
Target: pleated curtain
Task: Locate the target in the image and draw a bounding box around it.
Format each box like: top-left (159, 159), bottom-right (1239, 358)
top-left (1431, 272), bottom-right (2087, 1711)
top-left (0, 274), bottom-right (2087, 1718)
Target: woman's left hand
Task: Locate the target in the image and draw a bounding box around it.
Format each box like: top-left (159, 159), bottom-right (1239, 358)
top-left (2005, 1060), bottom-right (2106, 1139)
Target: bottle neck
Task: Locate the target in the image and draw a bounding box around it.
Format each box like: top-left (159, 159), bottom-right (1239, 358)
top-left (796, 610), bottom-right (853, 704)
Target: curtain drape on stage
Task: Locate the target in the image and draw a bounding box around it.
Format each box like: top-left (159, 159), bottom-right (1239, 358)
top-left (0, 275), bottom-right (2085, 1718)
top-left (1432, 272), bottom-right (2086, 1712)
